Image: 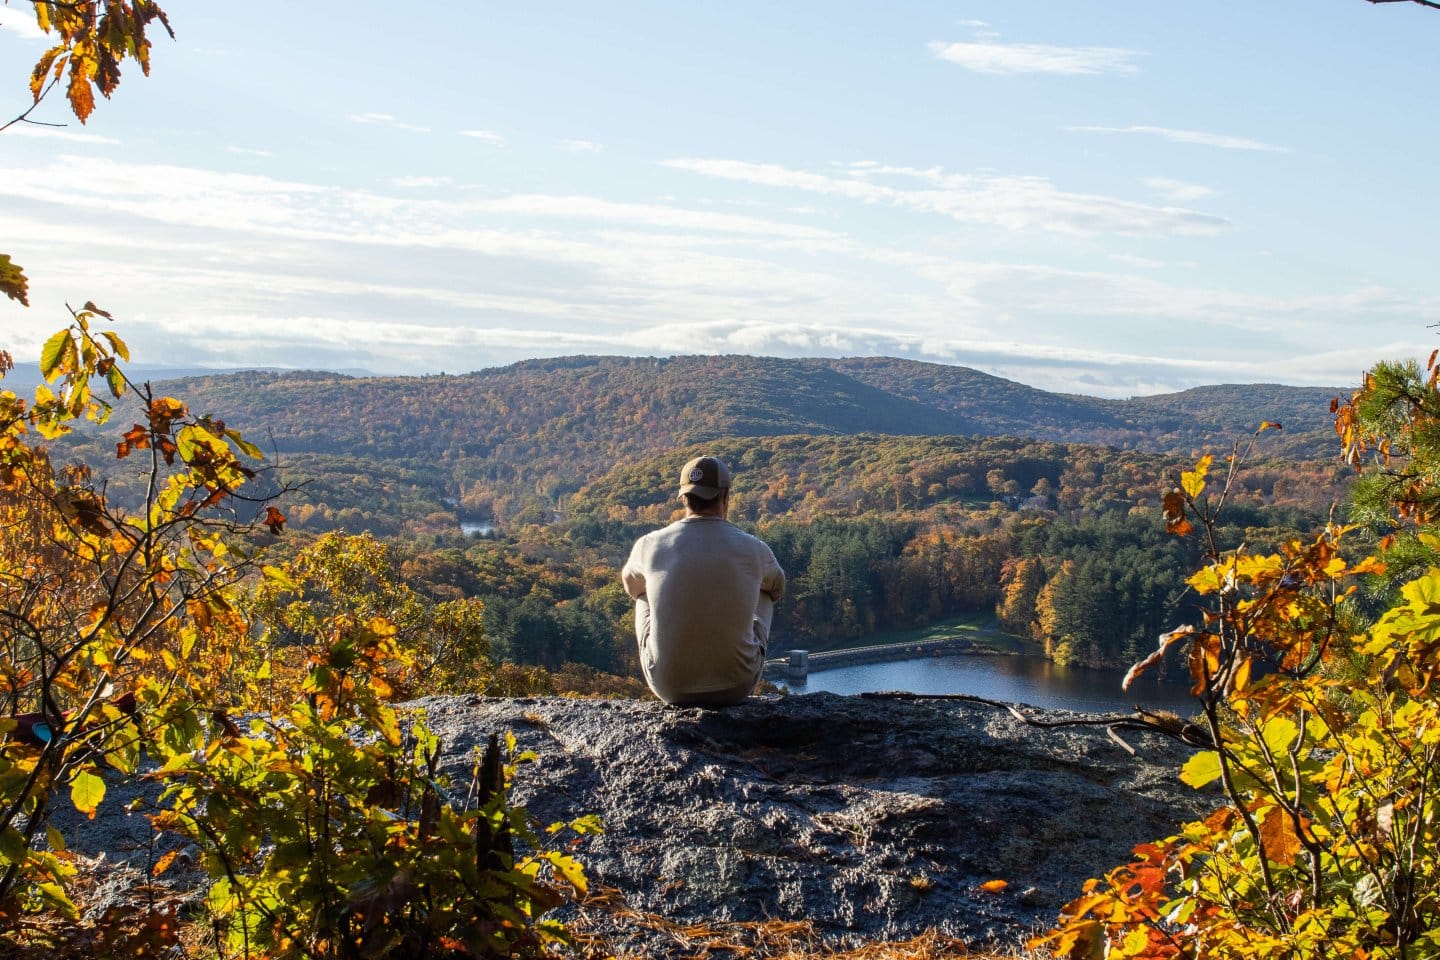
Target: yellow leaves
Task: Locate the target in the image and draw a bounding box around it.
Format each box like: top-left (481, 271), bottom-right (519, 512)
top-left (543, 850), bottom-right (589, 895)
top-left (1260, 716), bottom-right (1299, 758)
top-left (28, 2), bottom-right (175, 123)
top-left (1187, 564), bottom-right (1226, 595)
top-left (0, 254), bottom-right (29, 307)
top-left (69, 769), bottom-right (106, 819)
top-left (1181, 454), bottom-right (1213, 500)
top-left (1180, 751), bottom-right (1223, 789)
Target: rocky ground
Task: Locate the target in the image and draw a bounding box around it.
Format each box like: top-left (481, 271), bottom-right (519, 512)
top-left (57, 692), bottom-right (1213, 954)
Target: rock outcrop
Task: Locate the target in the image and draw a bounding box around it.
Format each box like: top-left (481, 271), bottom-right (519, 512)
top-left (60, 692), bottom-right (1210, 952)
top-left (425, 692), bottom-right (1206, 950)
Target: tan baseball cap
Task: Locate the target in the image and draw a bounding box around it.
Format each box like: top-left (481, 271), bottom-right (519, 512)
top-left (678, 455), bottom-right (731, 499)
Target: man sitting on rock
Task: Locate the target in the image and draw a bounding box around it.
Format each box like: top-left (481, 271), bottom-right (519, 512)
top-left (621, 455), bottom-right (786, 706)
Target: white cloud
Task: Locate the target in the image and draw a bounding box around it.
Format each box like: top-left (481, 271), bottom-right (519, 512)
top-left (0, 12), bottom-right (43, 40)
top-left (459, 129), bottom-right (505, 145)
top-left (393, 175), bottom-right (455, 189)
top-left (930, 41), bottom-right (1142, 75)
top-left (663, 157), bottom-right (1229, 237)
top-left (557, 139), bottom-right (603, 154)
top-left (466, 194), bottom-right (839, 239)
top-left (226, 145), bottom-right (274, 158)
top-left (2, 152), bottom-right (1427, 397)
top-left (1069, 125), bottom-right (1288, 153)
top-left (1144, 177), bottom-right (1215, 202)
top-left (1109, 253), bottom-right (1169, 270)
top-left (5, 123), bottom-right (119, 144)
top-left (956, 19), bottom-right (989, 28)
top-left (345, 112), bottom-right (430, 133)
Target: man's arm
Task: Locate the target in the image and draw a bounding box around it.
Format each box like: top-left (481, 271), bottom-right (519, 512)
top-left (621, 539), bottom-right (647, 599)
top-left (760, 546), bottom-right (785, 602)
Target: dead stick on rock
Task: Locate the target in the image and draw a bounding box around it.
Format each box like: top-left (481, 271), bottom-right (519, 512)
top-left (858, 690), bottom-right (1212, 748)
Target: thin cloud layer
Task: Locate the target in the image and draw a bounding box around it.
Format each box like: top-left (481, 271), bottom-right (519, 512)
top-left (930, 41), bottom-right (1142, 75)
top-left (557, 139), bottom-right (603, 153)
top-left (8, 124), bottom-right (119, 145)
top-left (345, 112), bottom-right (430, 133)
top-left (459, 129), bottom-right (505, 145)
top-left (1069, 125), bottom-right (1288, 153)
top-left (663, 157), bottom-right (1229, 237)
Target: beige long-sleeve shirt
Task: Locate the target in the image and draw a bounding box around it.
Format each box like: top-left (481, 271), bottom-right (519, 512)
top-left (622, 516), bottom-right (785, 704)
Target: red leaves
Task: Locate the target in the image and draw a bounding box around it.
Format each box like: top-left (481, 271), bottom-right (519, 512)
top-left (263, 506), bottom-right (287, 536)
top-left (116, 423), bottom-right (149, 459)
top-left (1031, 837), bottom-right (1193, 959)
top-left (1162, 488), bottom-right (1192, 537)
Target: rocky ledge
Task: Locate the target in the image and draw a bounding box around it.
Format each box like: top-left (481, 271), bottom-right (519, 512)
top-left (427, 691), bottom-right (1208, 950)
top-left (61, 692), bottom-right (1211, 952)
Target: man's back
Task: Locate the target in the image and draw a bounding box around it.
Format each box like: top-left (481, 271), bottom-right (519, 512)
top-left (623, 515), bottom-right (785, 705)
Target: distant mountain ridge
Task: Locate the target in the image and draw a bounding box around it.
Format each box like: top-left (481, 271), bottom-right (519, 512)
top-left (157, 354), bottom-right (1343, 463)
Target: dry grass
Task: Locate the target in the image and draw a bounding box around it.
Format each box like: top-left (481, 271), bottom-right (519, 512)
top-left (570, 886), bottom-right (1042, 960)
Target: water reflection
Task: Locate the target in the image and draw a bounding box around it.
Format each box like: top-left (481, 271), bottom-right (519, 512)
top-left (784, 654), bottom-right (1197, 715)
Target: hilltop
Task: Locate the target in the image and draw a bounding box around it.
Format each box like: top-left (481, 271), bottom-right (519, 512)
top-left (159, 355), bottom-right (1342, 465)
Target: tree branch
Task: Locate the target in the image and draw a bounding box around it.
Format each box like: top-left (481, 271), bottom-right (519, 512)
top-left (859, 690), bottom-right (1214, 747)
top-left (1368, 0), bottom-right (1440, 9)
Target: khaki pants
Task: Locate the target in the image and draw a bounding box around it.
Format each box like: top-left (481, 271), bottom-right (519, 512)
top-left (635, 595), bottom-right (772, 706)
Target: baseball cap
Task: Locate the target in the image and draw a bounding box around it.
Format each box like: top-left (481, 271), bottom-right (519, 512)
top-left (678, 455), bottom-right (731, 499)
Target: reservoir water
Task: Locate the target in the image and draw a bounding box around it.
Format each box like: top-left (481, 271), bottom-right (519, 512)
top-left (782, 653), bottom-right (1198, 716)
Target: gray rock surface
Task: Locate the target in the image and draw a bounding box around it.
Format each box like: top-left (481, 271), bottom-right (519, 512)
top-left (56, 692), bottom-right (1210, 951)
top-left (415, 692), bottom-right (1208, 949)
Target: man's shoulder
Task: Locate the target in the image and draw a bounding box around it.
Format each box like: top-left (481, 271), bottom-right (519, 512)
top-left (716, 521), bottom-right (777, 552)
top-left (632, 519), bottom-right (687, 545)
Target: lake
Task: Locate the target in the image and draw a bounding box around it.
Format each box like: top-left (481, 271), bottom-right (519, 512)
top-left (781, 653), bottom-right (1198, 715)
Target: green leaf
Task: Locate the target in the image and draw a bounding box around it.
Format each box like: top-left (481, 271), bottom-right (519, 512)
top-left (105, 363), bottom-right (125, 399)
top-left (1180, 750), bottom-right (1223, 789)
top-left (226, 428), bottom-right (264, 461)
top-left (40, 330), bottom-right (71, 381)
top-left (70, 769), bottom-right (106, 818)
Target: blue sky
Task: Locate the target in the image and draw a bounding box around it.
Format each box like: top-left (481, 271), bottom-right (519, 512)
top-left (3, 1), bottom-right (1438, 396)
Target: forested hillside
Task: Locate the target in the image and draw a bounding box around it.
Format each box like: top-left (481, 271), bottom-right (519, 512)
top-left (162, 354), bottom-right (1340, 461)
top-left (122, 354), bottom-right (1338, 526)
top-left (39, 354), bottom-right (1350, 680)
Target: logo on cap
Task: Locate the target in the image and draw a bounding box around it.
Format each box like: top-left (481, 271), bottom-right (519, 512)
top-left (689, 467), bottom-right (705, 482)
